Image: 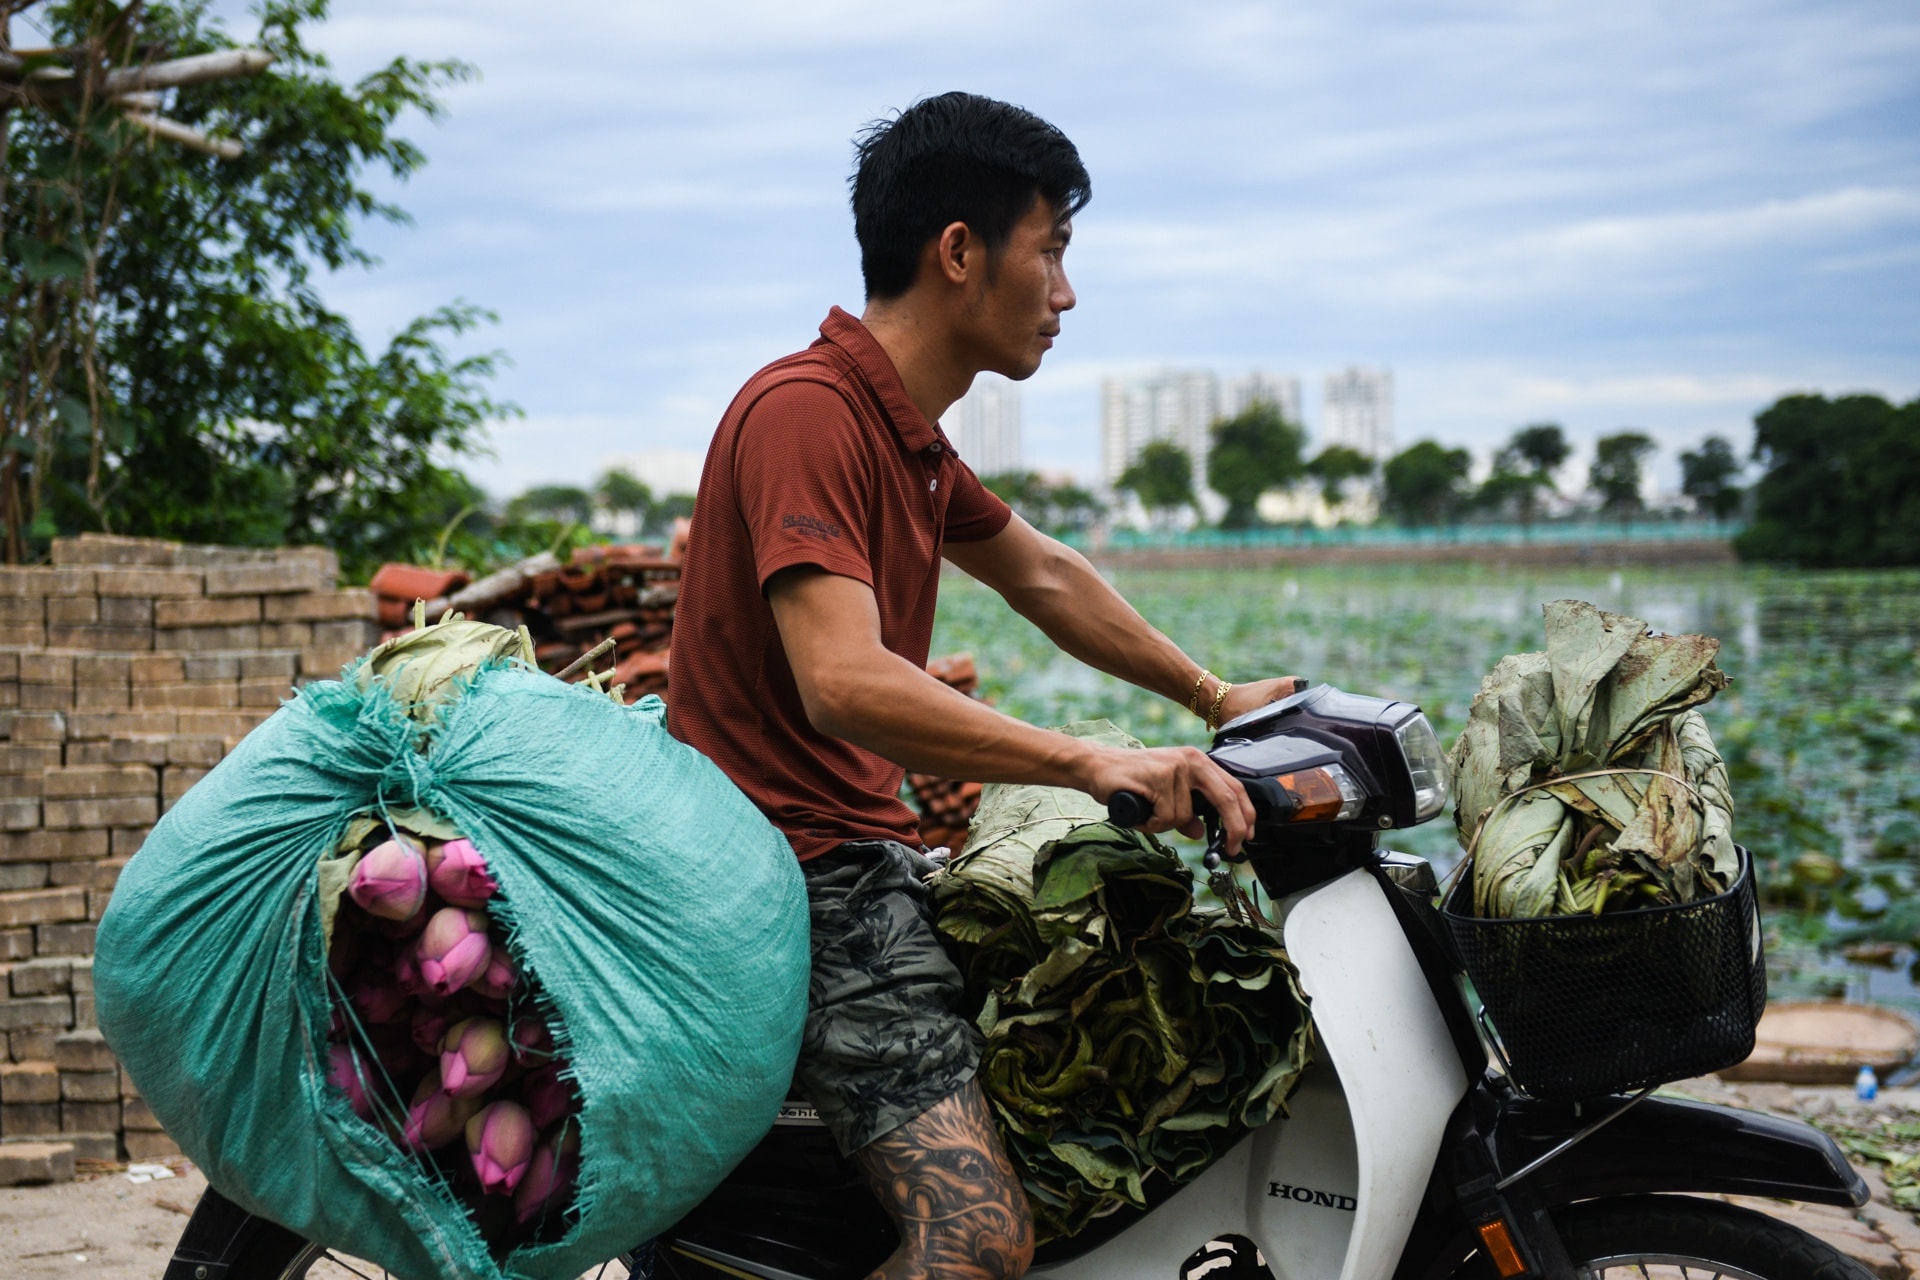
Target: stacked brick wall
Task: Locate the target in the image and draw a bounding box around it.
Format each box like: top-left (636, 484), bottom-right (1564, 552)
top-left (0, 533), bottom-right (379, 1168)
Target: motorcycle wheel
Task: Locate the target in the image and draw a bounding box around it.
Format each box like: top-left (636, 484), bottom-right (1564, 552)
top-left (1453, 1194), bottom-right (1874, 1279)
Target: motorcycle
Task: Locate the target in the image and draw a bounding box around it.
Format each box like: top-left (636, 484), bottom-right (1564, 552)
top-left (161, 684), bottom-right (1870, 1279)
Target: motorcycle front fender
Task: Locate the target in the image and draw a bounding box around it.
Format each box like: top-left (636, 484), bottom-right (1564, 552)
top-left (1390, 1091), bottom-right (1870, 1280)
top-left (1498, 1093), bottom-right (1868, 1209)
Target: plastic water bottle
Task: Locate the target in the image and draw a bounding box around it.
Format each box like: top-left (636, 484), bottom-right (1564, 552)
top-left (1856, 1065), bottom-right (1879, 1101)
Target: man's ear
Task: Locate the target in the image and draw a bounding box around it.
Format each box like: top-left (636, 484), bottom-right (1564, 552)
top-left (933, 220), bottom-right (973, 286)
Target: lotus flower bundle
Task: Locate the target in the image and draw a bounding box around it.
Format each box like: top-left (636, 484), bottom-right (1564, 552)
top-left (321, 821), bottom-right (586, 1253)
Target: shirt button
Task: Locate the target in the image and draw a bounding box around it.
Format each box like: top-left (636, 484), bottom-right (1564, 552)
top-left (930, 441), bottom-right (943, 454)
top-left (929, 478), bottom-right (939, 492)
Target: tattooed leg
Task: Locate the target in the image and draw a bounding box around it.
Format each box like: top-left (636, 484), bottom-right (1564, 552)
top-left (853, 1080), bottom-right (1035, 1280)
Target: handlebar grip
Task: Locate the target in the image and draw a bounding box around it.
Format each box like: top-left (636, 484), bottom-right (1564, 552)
top-left (1107, 791), bottom-right (1154, 829)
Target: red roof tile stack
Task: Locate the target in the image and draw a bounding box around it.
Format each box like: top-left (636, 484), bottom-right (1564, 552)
top-left (909, 653), bottom-right (984, 853)
top-left (367, 545), bottom-right (680, 703)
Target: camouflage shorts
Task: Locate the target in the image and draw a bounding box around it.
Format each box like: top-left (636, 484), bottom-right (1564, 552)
top-left (793, 839), bottom-right (982, 1155)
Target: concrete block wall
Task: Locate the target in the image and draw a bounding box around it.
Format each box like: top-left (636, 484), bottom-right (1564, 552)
top-left (0, 534), bottom-right (379, 1166)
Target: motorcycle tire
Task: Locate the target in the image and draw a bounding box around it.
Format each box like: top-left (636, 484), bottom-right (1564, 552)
top-left (1452, 1193), bottom-right (1874, 1279)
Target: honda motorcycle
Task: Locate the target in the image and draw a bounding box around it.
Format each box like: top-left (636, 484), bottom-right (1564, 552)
top-left (162, 685), bottom-right (1871, 1279)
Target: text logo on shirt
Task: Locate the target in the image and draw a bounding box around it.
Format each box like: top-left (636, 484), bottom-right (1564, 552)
top-left (782, 514), bottom-right (843, 540)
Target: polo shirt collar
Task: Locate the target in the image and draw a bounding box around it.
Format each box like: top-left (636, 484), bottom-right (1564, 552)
top-left (819, 306), bottom-right (941, 452)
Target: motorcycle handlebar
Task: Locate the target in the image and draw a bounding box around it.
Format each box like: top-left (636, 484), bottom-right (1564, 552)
top-left (1106, 790), bottom-right (1222, 830)
top-left (1107, 790), bottom-right (1154, 829)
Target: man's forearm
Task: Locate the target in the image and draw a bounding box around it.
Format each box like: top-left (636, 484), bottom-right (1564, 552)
top-left (997, 539), bottom-right (1205, 711)
top-left (809, 646), bottom-right (1100, 787)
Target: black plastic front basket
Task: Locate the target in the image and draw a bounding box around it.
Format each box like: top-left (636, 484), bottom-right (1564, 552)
top-left (1441, 845), bottom-right (1765, 1102)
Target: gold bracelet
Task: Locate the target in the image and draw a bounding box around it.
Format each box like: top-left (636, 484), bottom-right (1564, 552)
top-left (1187, 669), bottom-right (1213, 717)
top-left (1207, 679), bottom-right (1234, 731)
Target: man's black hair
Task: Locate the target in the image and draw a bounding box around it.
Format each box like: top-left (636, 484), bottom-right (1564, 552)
top-left (850, 92), bottom-right (1091, 300)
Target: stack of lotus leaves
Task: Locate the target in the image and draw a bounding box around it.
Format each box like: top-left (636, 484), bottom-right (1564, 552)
top-left (1451, 599), bottom-right (1738, 919)
top-left (932, 721), bottom-right (1313, 1244)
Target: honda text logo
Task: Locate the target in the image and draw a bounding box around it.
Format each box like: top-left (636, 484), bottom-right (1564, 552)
top-left (1268, 1182), bottom-right (1357, 1212)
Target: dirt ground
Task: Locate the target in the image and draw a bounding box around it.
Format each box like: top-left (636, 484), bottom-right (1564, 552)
top-left (4, 1079), bottom-right (1920, 1278)
top-left (0, 1163), bottom-right (210, 1280)
top-left (0, 1161), bottom-right (638, 1279)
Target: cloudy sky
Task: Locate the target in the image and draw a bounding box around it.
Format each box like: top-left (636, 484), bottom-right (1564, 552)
top-left (209, 0), bottom-right (1919, 498)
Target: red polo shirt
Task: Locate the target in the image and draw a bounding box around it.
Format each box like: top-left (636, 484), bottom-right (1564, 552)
top-left (669, 307), bottom-right (1013, 860)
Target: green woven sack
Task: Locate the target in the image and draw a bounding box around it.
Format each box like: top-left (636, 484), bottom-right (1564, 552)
top-left (95, 660), bottom-right (808, 1280)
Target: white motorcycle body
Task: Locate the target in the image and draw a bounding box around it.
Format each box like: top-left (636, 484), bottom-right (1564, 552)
top-left (1035, 867), bottom-right (1471, 1280)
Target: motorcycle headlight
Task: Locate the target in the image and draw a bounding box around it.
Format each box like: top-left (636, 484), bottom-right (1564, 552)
top-left (1393, 712), bottom-right (1451, 823)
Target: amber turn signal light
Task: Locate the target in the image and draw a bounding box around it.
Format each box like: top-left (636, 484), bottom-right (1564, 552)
top-left (1276, 765), bottom-right (1363, 823)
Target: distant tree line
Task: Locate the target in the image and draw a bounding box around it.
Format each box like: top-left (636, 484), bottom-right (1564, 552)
top-left (1092, 390), bottom-right (1918, 567)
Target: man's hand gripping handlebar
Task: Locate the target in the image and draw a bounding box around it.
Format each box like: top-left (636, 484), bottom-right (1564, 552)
top-left (1083, 740), bottom-right (1253, 859)
top-left (1107, 787), bottom-right (1236, 872)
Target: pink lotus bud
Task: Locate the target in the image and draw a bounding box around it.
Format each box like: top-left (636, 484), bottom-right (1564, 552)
top-left (348, 837), bottom-right (428, 921)
top-left (466, 1100), bottom-right (536, 1194)
top-left (326, 1045), bottom-right (373, 1120)
top-left (438, 1017), bottom-right (509, 1098)
top-left (509, 1017), bottom-right (554, 1065)
top-left (403, 1070), bottom-right (480, 1151)
top-left (415, 907), bottom-right (491, 996)
top-left (348, 975), bottom-right (408, 1026)
top-left (513, 1122), bottom-right (582, 1224)
top-left (521, 1061), bottom-right (577, 1131)
top-left (469, 947), bottom-right (518, 1000)
top-left (429, 838), bottom-right (497, 907)
top-left (410, 1004), bottom-right (451, 1055)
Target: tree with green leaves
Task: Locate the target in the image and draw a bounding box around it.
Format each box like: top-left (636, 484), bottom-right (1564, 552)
top-left (1381, 440), bottom-right (1472, 526)
top-left (1206, 403), bottom-right (1305, 529)
top-left (981, 470), bottom-right (1103, 535)
top-left (506, 485), bottom-right (592, 527)
top-left (1473, 467), bottom-right (1536, 520)
top-left (644, 492), bottom-right (694, 539)
top-left (594, 467), bottom-right (652, 532)
top-left (1304, 444), bottom-right (1374, 507)
top-left (1736, 394), bottom-right (1920, 566)
top-left (1589, 431), bottom-right (1656, 524)
top-left (1, 0), bottom-right (509, 575)
top-left (1116, 440), bottom-right (1195, 527)
top-left (1678, 435), bottom-right (1743, 523)
top-left (1484, 422), bottom-right (1570, 530)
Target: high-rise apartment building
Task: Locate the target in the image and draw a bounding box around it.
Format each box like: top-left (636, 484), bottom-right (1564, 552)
top-left (1321, 367), bottom-right (1395, 458)
top-left (1222, 372), bottom-right (1303, 427)
top-left (943, 374), bottom-right (1022, 477)
top-left (1099, 370), bottom-right (1219, 488)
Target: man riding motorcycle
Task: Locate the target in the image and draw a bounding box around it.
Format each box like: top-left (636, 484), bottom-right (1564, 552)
top-left (667, 90), bottom-right (1299, 1280)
